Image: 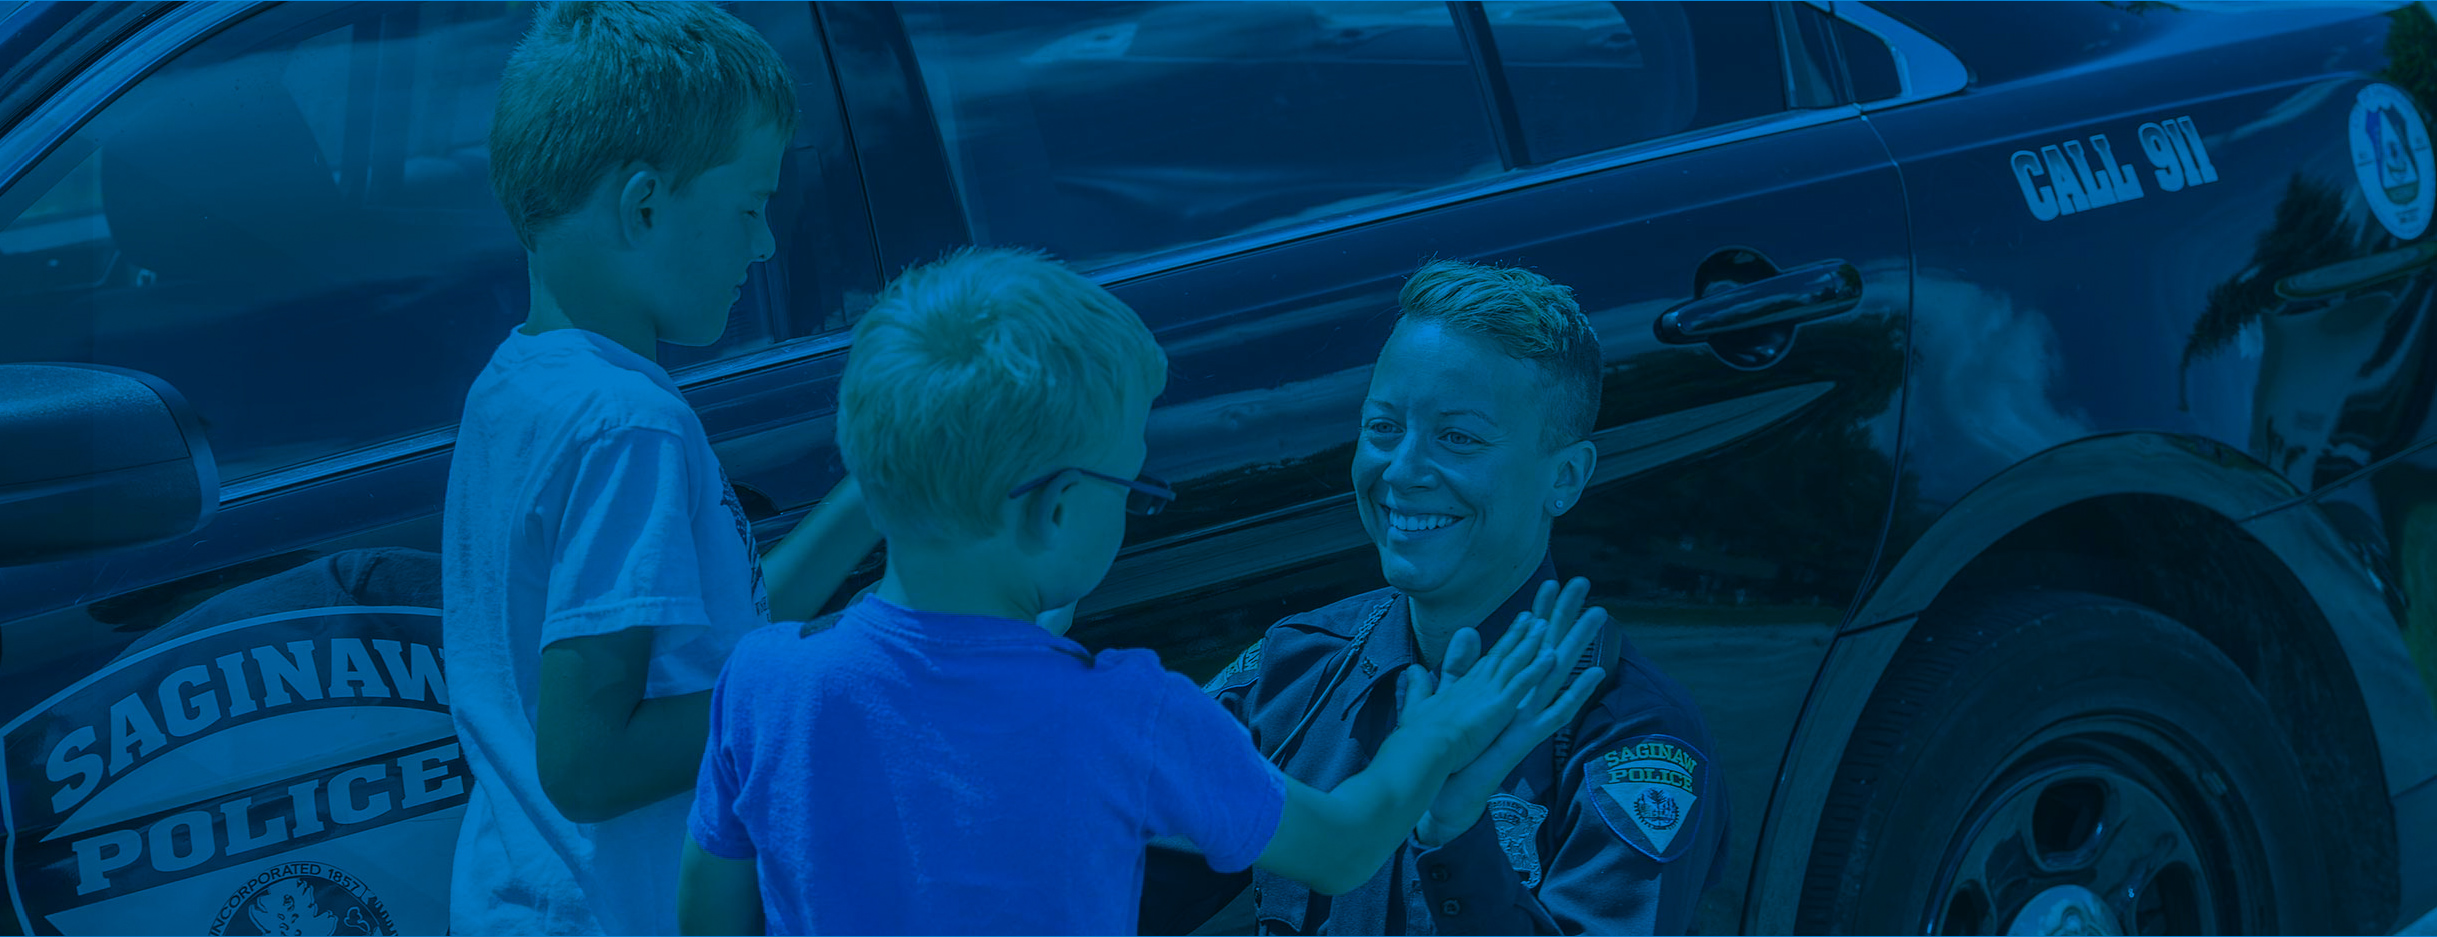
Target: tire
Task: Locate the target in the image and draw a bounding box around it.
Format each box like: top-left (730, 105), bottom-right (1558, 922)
top-left (1796, 591), bottom-right (2337, 935)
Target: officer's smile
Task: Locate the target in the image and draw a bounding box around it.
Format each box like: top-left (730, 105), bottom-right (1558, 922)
top-left (1386, 510), bottom-right (1464, 535)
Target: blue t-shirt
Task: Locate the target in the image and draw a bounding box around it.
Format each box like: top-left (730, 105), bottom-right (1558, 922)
top-left (689, 596), bottom-right (1287, 935)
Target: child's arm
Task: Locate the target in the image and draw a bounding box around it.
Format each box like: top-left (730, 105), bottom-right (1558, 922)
top-left (1250, 619), bottom-right (1560, 895)
top-left (537, 628), bottom-right (712, 823)
top-left (760, 475), bottom-right (882, 623)
top-left (678, 836), bottom-right (765, 936)
top-left (1417, 579), bottom-right (1610, 847)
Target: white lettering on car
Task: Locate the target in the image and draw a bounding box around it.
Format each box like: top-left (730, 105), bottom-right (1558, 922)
top-left (2015, 116), bottom-right (2214, 220)
top-left (39, 640), bottom-right (445, 816)
top-left (64, 743), bottom-right (465, 897)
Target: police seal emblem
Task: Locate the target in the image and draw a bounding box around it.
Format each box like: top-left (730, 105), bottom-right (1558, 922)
top-left (1584, 735), bottom-right (1708, 862)
top-left (1631, 787), bottom-right (1682, 831)
top-left (210, 861), bottom-right (395, 936)
top-left (2351, 82), bottom-right (2436, 241)
top-left (1484, 793), bottom-right (1549, 887)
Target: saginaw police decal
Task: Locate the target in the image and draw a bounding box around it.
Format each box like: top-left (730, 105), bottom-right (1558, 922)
top-left (2350, 82), bottom-right (2435, 241)
top-left (2, 606), bottom-right (462, 935)
top-left (1585, 736), bottom-right (1706, 862)
top-left (1484, 793), bottom-right (1548, 887)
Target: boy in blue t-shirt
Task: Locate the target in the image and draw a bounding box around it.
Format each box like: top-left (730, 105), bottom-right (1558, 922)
top-left (678, 248), bottom-right (1610, 935)
top-left (444, 3), bottom-right (879, 933)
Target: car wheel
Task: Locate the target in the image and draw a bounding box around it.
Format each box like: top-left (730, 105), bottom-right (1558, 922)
top-left (1797, 591), bottom-right (2335, 935)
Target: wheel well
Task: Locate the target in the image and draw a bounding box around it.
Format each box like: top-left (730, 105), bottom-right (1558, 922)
top-left (1931, 493), bottom-right (2397, 934)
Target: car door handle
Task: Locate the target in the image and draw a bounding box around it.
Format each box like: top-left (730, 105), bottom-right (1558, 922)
top-left (1656, 259), bottom-right (1863, 343)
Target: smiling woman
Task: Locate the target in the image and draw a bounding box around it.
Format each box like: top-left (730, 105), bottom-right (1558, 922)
top-left (1140, 259), bottom-right (1733, 936)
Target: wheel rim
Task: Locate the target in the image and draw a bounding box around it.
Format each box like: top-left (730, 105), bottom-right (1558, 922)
top-left (1924, 716), bottom-right (2263, 936)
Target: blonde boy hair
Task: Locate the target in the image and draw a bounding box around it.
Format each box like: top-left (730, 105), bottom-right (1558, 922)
top-left (490, 1), bottom-right (800, 251)
top-left (839, 247), bottom-right (1170, 540)
top-left (1397, 259), bottom-right (1602, 449)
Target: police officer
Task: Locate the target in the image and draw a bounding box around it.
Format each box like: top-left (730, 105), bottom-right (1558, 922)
top-left (1140, 260), bottom-right (1727, 935)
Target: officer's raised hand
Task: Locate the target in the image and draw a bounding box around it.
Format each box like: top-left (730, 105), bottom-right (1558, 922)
top-left (1393, 615), bottom-right (1563, 766)
top-left (1416, 576), bottom-right (1610, 846)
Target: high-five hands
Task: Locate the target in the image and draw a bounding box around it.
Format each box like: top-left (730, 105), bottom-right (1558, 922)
top-left (1415, 578), bottom-right (1610, 846)
top-left (1390, 611), bottom-right (1563, 777)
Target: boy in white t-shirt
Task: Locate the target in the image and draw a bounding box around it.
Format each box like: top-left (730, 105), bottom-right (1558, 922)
top-left (442, 3), bottom-right (877, 933)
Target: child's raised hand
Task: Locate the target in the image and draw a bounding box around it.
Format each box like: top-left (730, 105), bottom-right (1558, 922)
top-left (1444, 578), bottom-right (1604, 716)
top-left (1393, 616), bottom-right (1560, 772)
top-left (1416, 578), bottom-right (1611, 845)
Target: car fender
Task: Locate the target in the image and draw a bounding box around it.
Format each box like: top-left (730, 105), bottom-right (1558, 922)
top-left (1741, 430), bottom-right (2437, 932)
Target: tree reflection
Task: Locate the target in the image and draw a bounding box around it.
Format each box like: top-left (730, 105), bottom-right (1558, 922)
top-left (2181, 172), bottom-right (2358, 405)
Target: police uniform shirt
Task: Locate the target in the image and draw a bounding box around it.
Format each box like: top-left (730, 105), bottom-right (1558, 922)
top-left (1141, 552), bottom-right (1728, 936)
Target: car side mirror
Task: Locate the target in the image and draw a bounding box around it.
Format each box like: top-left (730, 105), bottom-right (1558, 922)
top-left (0, 363), bottom-right (217, 566)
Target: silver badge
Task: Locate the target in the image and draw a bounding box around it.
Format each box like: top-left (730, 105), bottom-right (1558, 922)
top-left (1486, 793), bottom-right (1549, 888)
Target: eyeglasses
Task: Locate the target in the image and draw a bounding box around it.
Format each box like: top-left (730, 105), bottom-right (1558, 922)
top-left (1007, 468), bottom-right (1175, 516)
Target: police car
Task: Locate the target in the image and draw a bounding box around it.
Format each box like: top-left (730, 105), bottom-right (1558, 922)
top-left (2, 1), bottom-right (2434, 934)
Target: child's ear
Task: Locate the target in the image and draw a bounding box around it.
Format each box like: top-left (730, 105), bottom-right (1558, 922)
top-left (615, 169), bottom-right (659, 242)
top-left (1016, 471), bottom-right (1073, 549)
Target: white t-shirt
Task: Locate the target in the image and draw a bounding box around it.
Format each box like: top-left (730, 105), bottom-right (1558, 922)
top-left (442, 326), bottom-right (769, 935)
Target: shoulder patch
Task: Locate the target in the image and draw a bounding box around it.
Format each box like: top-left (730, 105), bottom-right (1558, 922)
top-left (1201, 638), bottom-right (1264, 696)
top-left (1583, 735), bottom-right (1710, 863)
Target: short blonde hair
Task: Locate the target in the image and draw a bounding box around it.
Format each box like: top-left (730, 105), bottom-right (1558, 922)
top-left (490, 1), bottom-right (800, 251)
top-left (1397, 259), bottom-right (1602, 448)
top-left (838, 247), bottom-right (1169, 540)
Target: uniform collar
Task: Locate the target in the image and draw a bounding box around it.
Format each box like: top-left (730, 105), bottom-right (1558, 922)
top-left (1342, 550), bottom-right (1561, 716)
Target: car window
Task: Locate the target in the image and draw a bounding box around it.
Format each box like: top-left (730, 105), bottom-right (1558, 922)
top-left (0, 2), bottom-right (800, 489)
top-left (1481, 1), bottom-right (1789, 165)
top-left (1828, 12), bottom-right (1902, 103)
top-left (897, 0), bottom-right (1504, 272)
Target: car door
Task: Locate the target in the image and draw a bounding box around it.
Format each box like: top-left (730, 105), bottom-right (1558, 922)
top-left (841, 2), bottom-right (1909, 931)
top-left (0, 3), bottom-right (874, 933)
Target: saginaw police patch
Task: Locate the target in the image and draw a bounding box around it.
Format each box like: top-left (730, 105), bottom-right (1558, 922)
top-left (1584, 735), bottom-right (1707, 862)
top-left (1484, 793), bottom-right (1548, 887)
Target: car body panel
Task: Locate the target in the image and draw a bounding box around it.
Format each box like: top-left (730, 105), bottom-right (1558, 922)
top-left (1739, 2), bottom-right (2437, 931)
top-left (1743, 429), bottom-right (2437, 933)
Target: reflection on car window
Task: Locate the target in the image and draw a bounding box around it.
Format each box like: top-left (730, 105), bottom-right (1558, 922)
top-left (1483, 1), bottom-right (1787, 165)
top-left (899, 0), bottom-right (1503, 271)
top-left (0, 3), bottom-right (777, 487)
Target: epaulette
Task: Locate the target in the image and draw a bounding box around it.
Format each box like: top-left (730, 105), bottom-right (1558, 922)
top-left (1273, 587), bottom-right (1399, 641)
